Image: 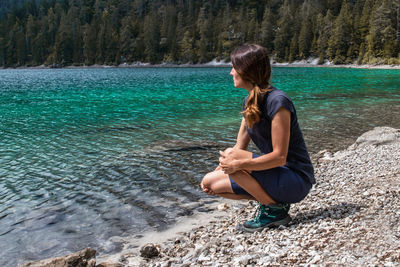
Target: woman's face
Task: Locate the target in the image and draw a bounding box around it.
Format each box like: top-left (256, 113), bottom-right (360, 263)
top-left (230, 68), bottom-right (252, 91)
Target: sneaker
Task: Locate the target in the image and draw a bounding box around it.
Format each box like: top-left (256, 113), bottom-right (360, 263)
top-left (243, 203), bottom-right (291, 232)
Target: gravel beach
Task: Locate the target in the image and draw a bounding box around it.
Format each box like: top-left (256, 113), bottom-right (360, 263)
top-left (120, 127), bottom-right (400, 266)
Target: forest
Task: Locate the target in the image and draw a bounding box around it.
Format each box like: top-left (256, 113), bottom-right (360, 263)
top-left (0, 0), bottom-right (399, 67)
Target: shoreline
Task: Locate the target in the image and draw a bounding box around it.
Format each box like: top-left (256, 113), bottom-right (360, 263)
top-left (99, 127), bottom-right (400, 266)
top-left (2, 62), bottom-right (400, 70)
top-left (95, 200), bottom-right (238, 265)
top-left (108, 127), bottom-right (400, 266)
top-left (18, 126), bottom-right (400, 266)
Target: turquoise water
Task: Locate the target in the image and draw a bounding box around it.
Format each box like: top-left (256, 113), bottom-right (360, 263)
top-left (1, 67), bottom-right (399, 266)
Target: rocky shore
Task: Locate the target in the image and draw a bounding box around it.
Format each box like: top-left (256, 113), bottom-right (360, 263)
top-left (20, 127), bottom-right (400, 266)
top-left (129, 127), bottom-right (400, 266)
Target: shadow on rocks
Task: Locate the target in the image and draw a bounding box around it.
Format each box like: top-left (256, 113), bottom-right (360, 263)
top-left (290, 202), bottom-right (364, 226)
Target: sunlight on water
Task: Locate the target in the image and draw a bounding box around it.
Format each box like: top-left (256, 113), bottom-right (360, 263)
top-left (0, 67), bottom-right (399, 265)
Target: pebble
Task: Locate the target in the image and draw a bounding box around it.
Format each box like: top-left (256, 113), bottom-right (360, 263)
top-left (217, 203), bottom-right (229, 211)
top-left (139, 243), bottom-right (161, 258)
top-left (198, 254), bottom-right (211, 262)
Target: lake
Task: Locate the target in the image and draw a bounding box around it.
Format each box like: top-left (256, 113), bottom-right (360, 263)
top-left (0, 67), bottom-right (399, 266)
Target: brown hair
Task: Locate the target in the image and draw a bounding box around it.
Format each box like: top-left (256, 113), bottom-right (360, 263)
top-left (231, 44), bottom-right (271, 128)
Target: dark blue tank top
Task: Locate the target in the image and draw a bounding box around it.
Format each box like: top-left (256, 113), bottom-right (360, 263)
top-left (244, 88), bottom-right (315, 184)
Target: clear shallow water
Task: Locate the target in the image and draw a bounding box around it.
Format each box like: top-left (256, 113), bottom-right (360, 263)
top-left (0, 67), bottom-right (399, 266)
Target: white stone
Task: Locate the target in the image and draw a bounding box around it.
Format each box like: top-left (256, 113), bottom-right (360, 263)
top-left (218, 203), bottom-right (229, 211)
top-left (197, 254), bottom-right (211, 262)
top-left (234, 245), bottom-right (244, 252)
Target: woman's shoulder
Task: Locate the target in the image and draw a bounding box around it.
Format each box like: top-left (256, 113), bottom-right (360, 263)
top-left (266, 88), bottom-right (292, 103)
top-left (263, 87), bottom-right (296, 116)
top-left (269, 87), bottom-right (288, 96)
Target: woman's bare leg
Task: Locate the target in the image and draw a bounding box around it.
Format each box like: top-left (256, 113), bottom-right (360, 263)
top-left (201, 147), bottom-right (276, 205)
top-left (219, 148), bottom-right (276, 205)
top-left (201, 169), bottom-right (253, 199)
top-left (230, 170), bottom-right (276, 205)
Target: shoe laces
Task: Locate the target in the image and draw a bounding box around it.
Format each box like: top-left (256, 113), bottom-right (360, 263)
top-left (251, 203), bottom-right (267, 222)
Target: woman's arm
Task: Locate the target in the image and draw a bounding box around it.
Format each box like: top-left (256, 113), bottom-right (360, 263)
top-left (215, 118), bottom-right (250, 172)
top-left (219, 107), bottom-right (291, 173)
top-left (233, 117), bottom-right (251, 150)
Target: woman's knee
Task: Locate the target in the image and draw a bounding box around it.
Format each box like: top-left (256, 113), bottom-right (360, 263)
top-left (201, 171), bottom-right (214, 186)
top-left (202, 170), bottom-right (223, 185)
top-left (201, 170), bottom-right (231, 193)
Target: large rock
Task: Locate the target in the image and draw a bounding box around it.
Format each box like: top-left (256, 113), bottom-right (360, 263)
top-left (319, 127), bottom-right (400, 162)
top-left (18, 248), bottom-right (96, 267)
top-left (351, 127), bottom-right (400, 148)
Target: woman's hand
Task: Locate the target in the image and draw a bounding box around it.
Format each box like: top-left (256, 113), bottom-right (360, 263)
top-left (219, 148), bottom-right (241, 174)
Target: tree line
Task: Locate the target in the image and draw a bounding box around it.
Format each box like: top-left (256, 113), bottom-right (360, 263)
top-left (1, 0), bottom-right (399, 67)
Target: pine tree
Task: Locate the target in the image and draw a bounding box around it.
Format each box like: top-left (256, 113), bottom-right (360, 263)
top-left (316, 10), bottom-right (333, 63)
top-left (107, 7), bottom-right (120, 65)
top-left (238, 7), bottom-right (249, 44)
top-left (25, 14), bottom-right (37, 64)
top-left (274, 0), bottom-right (295, 61)
top-left (32, 16), bottom-right (48, 65)
top-left (217, 4), bottom-right (235, 61)
top-left (165, 5), bottom-right (178, 63)
top-left (6, 19), bottom-right (27, 66)
top-left (289, 33), bottom-right (298, 62)
top-left (366, 0), bottom-right (398, 63)
top-left (83, 21), bottom-right (97, 65)
top-left (259, 7), bottom-right (275, 55)
top-left (196, 6), bottom-right (210, 63)
top-left (247, 9), bottom-right (258, 43)
top-left (95, 8), bottom-right (119, 65)
top-left (0, 21), bottom-right (7, 66)
top-left (356, 0), bottom-right (373, 63)
top-left (298, 1), bottom-right (315, 59)
top-left (180, 29), bottom-right (194, 63)
top-left (119, 15), bottom-right (134, 63)
top-left (46, 6), bottom-right (58, 49)
top-left (298, 17), bottom-right (313, 59)
top-left (96, 10), bottom-right (106, 64)
top-left (327, 0), bottom-right (353, 64)
top-left (44, 5), bottom-right (61, 64)
top-left (52, 11), bottom-right (74, 65)
top-left (157, 4), bottom-right (178, 63)
top-left (170, 11), bottom-right (183, 62)
top-left (397, 0), bottom-right (400, 44)
top-left (143, 9), bottom-right (160, 64)
top-left (69, 5), bottom-right (84, 65)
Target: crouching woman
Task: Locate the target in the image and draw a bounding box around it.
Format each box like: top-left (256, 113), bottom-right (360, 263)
top-left (200, 44), bottom-right (315, 232)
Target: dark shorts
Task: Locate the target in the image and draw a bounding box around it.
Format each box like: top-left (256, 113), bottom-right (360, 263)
top-left (229, 155), bottom-right (312, 204)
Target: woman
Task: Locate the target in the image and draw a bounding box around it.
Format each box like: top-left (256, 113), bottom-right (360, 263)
top-left (201, 44), bottom-right (315, 232)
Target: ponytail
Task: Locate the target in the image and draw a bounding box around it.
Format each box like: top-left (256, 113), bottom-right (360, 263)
top-left (242, 85), bottom-right (266, 128)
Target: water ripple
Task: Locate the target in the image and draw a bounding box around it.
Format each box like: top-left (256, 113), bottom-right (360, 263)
top-left (1, 67), bottom-right (399, 266)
